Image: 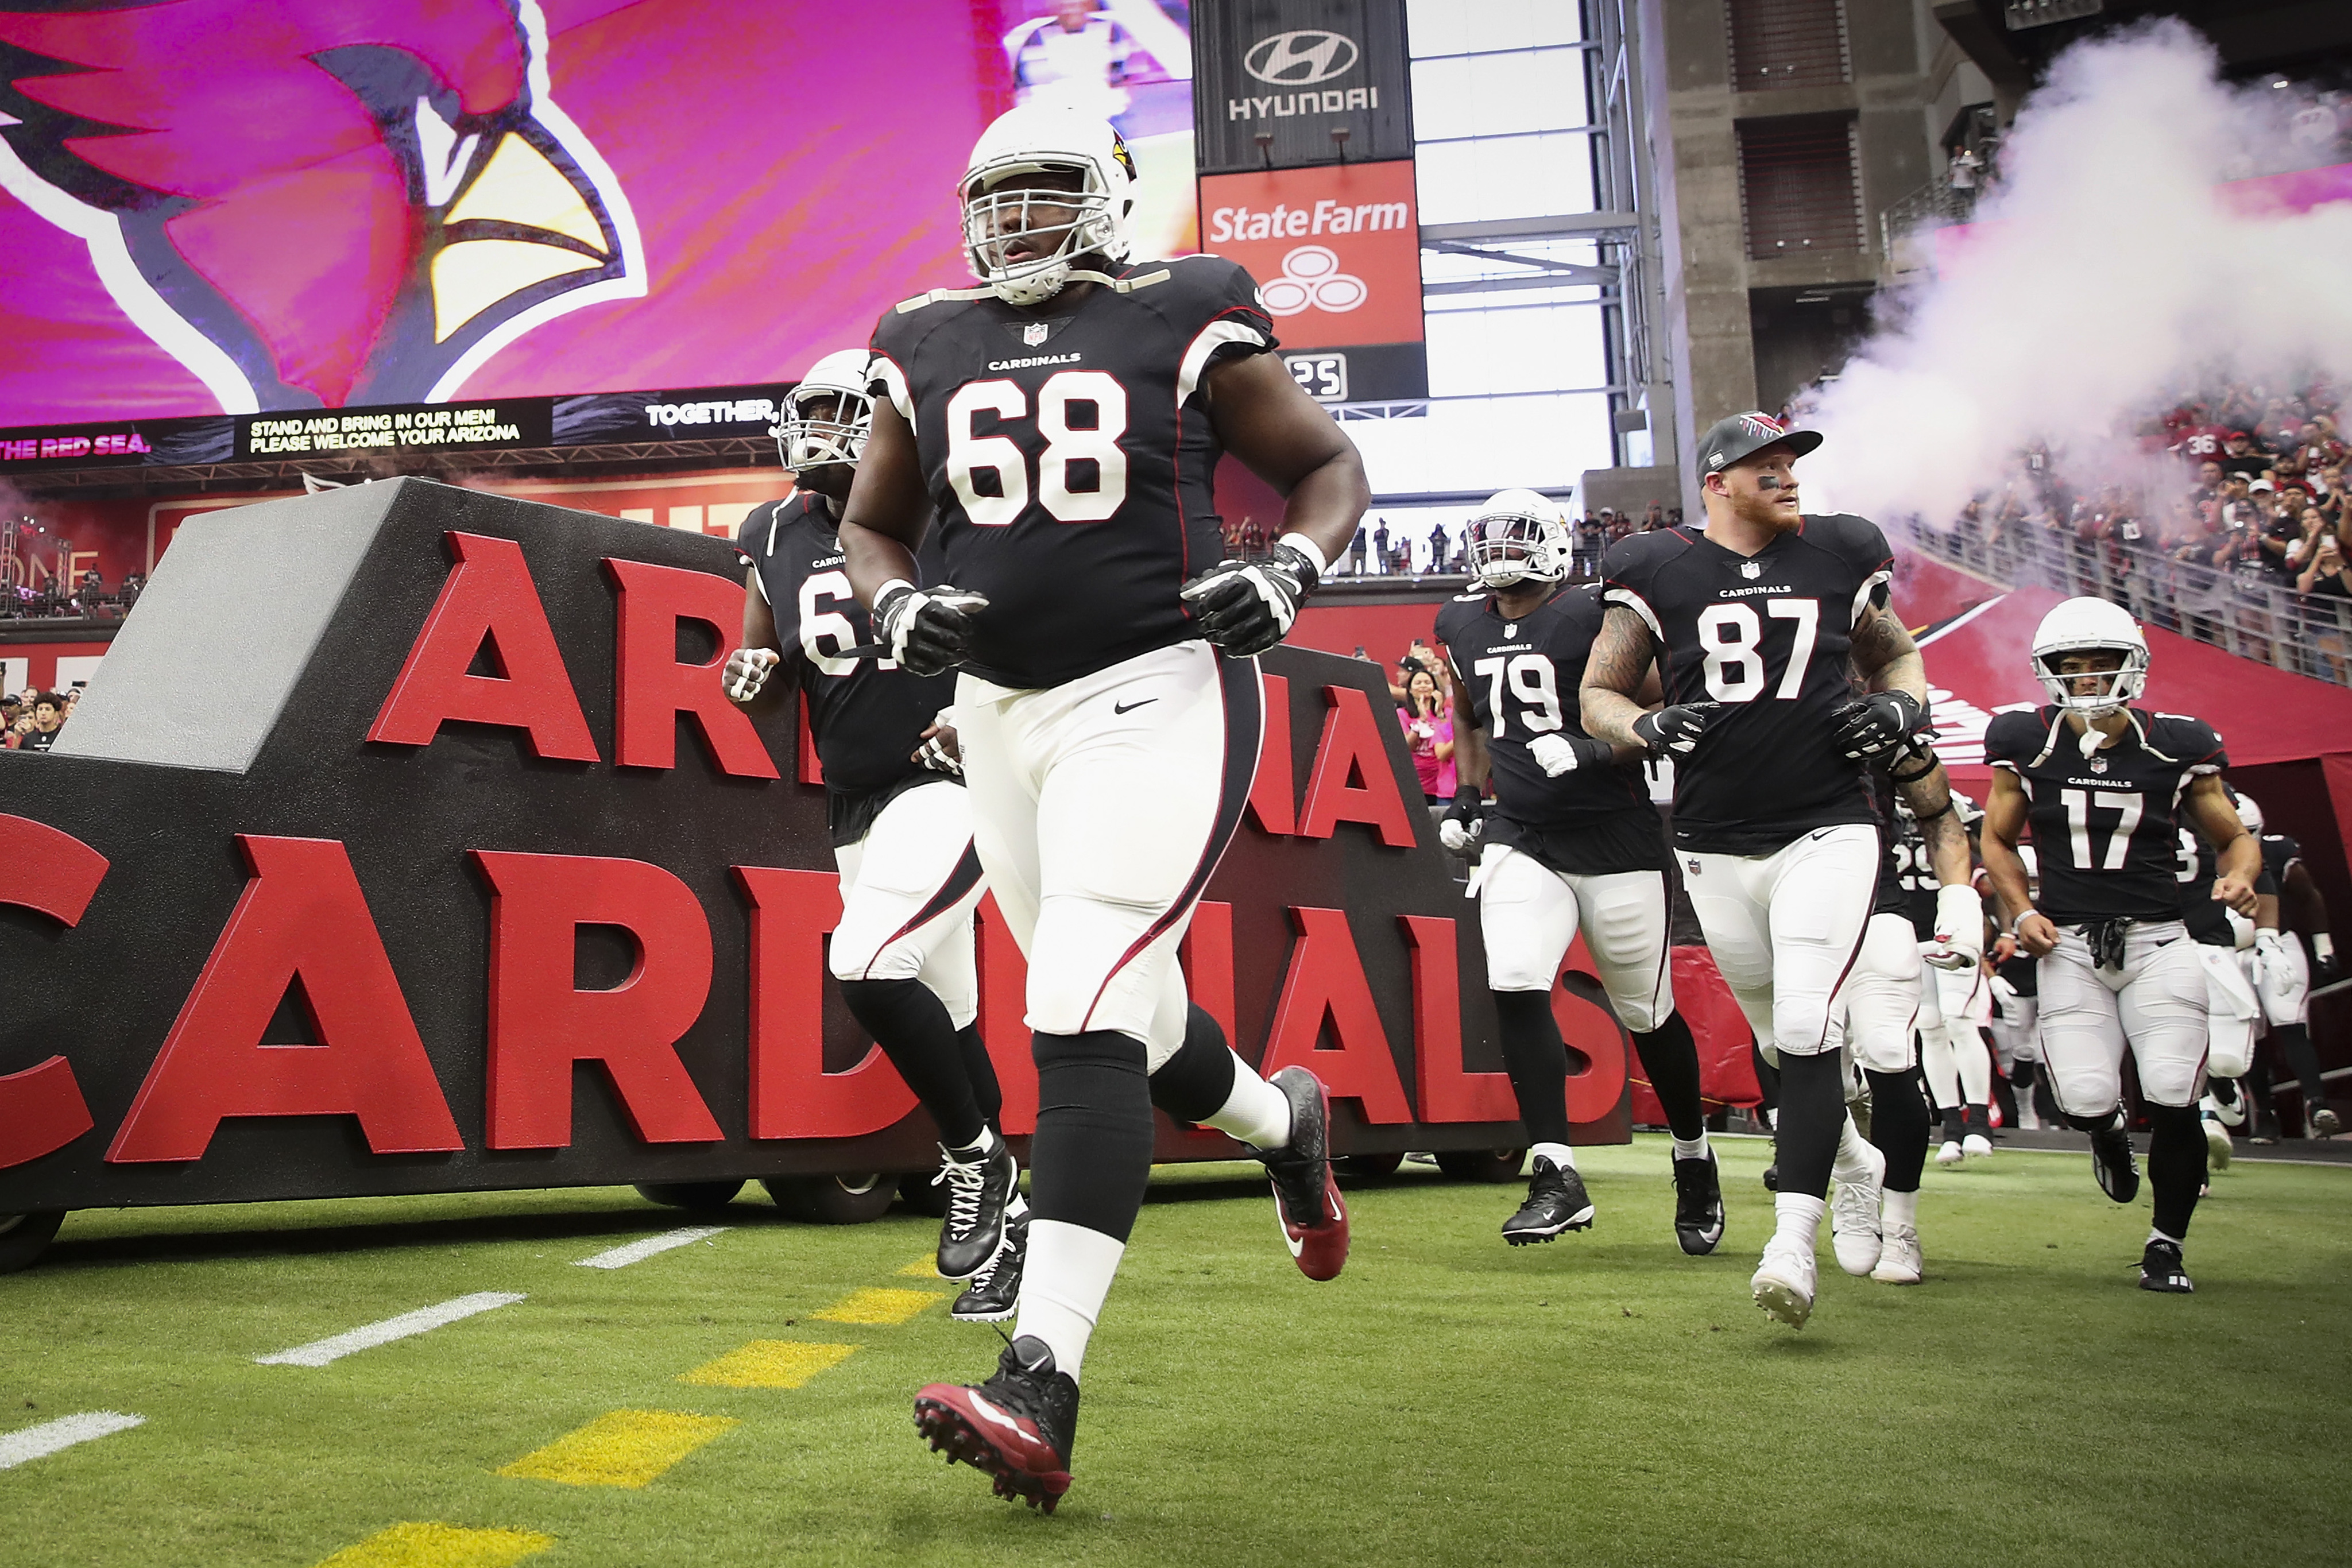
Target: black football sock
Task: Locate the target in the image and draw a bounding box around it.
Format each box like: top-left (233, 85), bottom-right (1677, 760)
top-left (1941, 1104), bottom-right (1967, 1143)
top-left (2065, 1109), bottom-right (2122, 1133)
top-left (1494, 990), bottom-right (1573, 1147)
top-left (1991, 1072), bottom-right (2019, 1129)
top-left (1773, 1051), bottom-right (1846, 1201)
top-left (1146, 1005), bottom-right (1239, 1125)
top-left (2272, 1023), bottom-right (2328, 1109)
top-left (1750, 1041), bottom-right (1780, 1115)
top-left (1630, 1012), bottom-right (1706, 1142)
top-left (1028, 1030), bottom-right (1153, 1242)
top-left (953, 1024), bottom-right (1003, 1131)
top-left (1964, 1102), bottom-right (1992, 1138)
top-left (2145, 1103), bottom-right (2207, 1240)
top-left (2207, 1077), bottom-right (2241, 1112)
top-left (839, 977), bottom-right (984, 1149)
top-left (1865, 1067), bottom-right (1931, 1194)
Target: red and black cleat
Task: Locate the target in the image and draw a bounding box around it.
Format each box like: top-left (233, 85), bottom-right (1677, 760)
top-left (1258, 1066), bottom-right (1351, 1281)
top-left (912, 1335), bottom-right (1078, 1513)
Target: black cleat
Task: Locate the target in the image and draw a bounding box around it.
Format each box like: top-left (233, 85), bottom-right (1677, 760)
top-left (2137, 1238), bottom-right (2193, 1294)
top-left (1672, 1149), bottom-right (1726, 1256)
top-left (934, 1137), bottom-right (1019, 1281)
top-left (1256, 1067), bottom-right (1350, 1280)
top-left (950, 1212), bottom-right (1026, 1323)
top-left (1502, 1156), bottom-right (1594, 1244)
top-left (914, 1334), bottom-right (1078, 1512)
top-left (1762, 1162), bottom-right (1778, 1193)
top-left (2090, 1123), bottom-right (2140, 1204)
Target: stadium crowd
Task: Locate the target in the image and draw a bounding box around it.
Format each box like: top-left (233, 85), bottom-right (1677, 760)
top-left (2, 686), bottom-right (77, 749)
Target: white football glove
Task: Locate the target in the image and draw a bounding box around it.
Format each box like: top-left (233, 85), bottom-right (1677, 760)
top-left (1925, 884), bottom-right (1984, 970)
top-left (723, 646), bottom-right (780, 703)
top-left (1438, 788), bottom-right (1486, 854)
top-left (915, 707), bottom-right (962, 776)
top-left (1527, 732), bottom-right (1615, 777)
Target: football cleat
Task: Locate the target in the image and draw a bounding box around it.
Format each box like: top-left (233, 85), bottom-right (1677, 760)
top-left (2205, 1083), bottom-right (2246, 1129)
top-left (934, 1137), bottom-right (1020, 1281)
top-left (1750, 1237), bottom-right (1818, 1329)
top-left (950, 1212), bottom-right (1026, 1323)
top-left (1256, 1067), bottom-right (1349, 1280)
top-left (914, 1334), bottom-right (1078, 1512)
top-left (2137, 1238), bottom-right (2194, 1294)
top-left (2312, 1101), bottom-right (2343, 1139)
top-left (1502, 1156), bottom-right (1595, 1245)
top-left (1962, 1132), bottom-right (1994, 1160)
top-left (1830, 1140), bottom-right (1886, 1277)
top-left (1935, 1139), bottom-right (1964, 1167)
top-left (2202, 1113), bottom-right (2234, 1171)
top-left (1671, 1150), bottom-right (1726, 1256)
top-left (1872, 1222), bottom-right (1924, 1285)
top-left (1762, 1160), bottom-right (1779, 1193)
top-left (2090, 1122), bottom-right (2141, 1204)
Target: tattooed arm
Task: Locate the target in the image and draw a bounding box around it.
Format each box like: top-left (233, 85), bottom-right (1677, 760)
top-left (1851, 600), bottom-right (1927, 704)
top-left (1579, 604), bottom-right (1658, 749)
top-left (1895, 757), bottom-right (1972, 887)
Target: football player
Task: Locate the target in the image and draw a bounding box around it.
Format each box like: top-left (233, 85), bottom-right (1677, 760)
top-left (722, 350), bottom-right (1025, 1321)
top-left (1979, 598), bottom-right (2260, 1294)
top-left (1825, 744), bottom-right (1979, 1285)
top-left (1902, 792), bottom-right (1997, 1163)
top-left (834, 104), bottom-right (1368, 1511)
top-left (2176, 791), bottom-right (2272, 1168)
top-left (1434, 489), bottom-right (1723, 1255)
top-left (2237, 794), bottom-right (2339, 1139)
top-left (1581, 412), bottom-right (1934, 1329)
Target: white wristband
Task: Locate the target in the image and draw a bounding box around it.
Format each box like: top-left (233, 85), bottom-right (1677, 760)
top-left (873, 578), bottom-right (916, 612)
top-left (2007, 909), bottom-right (2039, 935)
top-left (1275, 532), bottom-right (1330, 577)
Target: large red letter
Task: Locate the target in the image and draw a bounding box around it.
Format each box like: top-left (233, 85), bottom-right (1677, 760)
top-left (474, 850), bottom-right (724, 1148)
top-left (1297, 684), bottom-right (1418, 846)
top-left (109, 837), bottom-right (463, 1162)
top-left (1248, 673), bottom-right (1294, 835)
top-left (0, 815), bottom-right (103, 1169)
top-left (1178, 900), bottom-right (1236, 1048)
top-left (1258, 906), bottom-right (1412, 1122)
top-left (1401, 915), bottom-right (1517, 1123)
top-left (369, 532), bottom-right (599, 759)
top-left (606, 558), bottom-right (781, 776)
top-left (976, 895), bottom-right (1038, 1136)
top-left (733, 865), bottom-right (916, 1139)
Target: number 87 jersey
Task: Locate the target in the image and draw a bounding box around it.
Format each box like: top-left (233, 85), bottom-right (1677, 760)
top-left (1599, 512), bottom-right (1894, 855)
top-left (869, 254), bottom-right (1277, 691)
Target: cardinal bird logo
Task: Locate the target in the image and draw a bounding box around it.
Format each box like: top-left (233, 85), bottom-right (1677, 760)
top-left (0, 0), bottom-right (643, 412)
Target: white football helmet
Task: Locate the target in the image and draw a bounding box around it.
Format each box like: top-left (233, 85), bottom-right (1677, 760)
top-left (959, 104), bottom-right (1137, 307)
top-left (772, 349), bottom-right (875, 472)
top-left (2233, 789), bottom-right (2264, 834)
top-left (1465, 489), bottom-right (1571, 588)
top-left (2030, 597), bottom-right (2149, 718)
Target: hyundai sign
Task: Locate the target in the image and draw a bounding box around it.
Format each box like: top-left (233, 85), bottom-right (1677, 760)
top-left (1193, 1), bottom-right (1413, 174)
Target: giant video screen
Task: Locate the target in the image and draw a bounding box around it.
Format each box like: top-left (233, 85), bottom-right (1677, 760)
top-left (0, 0), bottom-right (1195, 427)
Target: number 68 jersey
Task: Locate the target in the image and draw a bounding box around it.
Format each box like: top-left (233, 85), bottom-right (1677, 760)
top-left (1600, 512), bottom-right (1894, 855)
top-left (869, 254), bottom-right (1276, 691)
top-left (1983, 706), bottom-right (2227, 925)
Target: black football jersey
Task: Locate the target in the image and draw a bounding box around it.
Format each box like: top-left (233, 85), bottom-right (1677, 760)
top-left (1866, 768), bottom-right (1939, 935)
top-left (2261, 831), bottom-right (2303, 889)
top-left (1982, 707), bottom-right (2227, 925)
top-left (739, 492), bottom-right (957, 797)
top-left (2178, 825), bottom-right (2278, 946)
top-left (1600, 513), bottom-right (1894, 854)
top-left (1436, 584), bottom-right (1664, 875)
top-left (869, 255), bottom-right (1275, 690)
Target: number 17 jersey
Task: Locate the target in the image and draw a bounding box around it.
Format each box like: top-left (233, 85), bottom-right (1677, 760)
top-left (1600, 513), bottom-right (1894, 855)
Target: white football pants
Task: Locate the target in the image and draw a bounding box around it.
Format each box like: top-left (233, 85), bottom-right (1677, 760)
top-left (956, 641), bottom-right (1259, 1065)
top-left (1478, 848), bottom-right (1673, 1031)
top-left (1918, 959), bottom-right (1993, 1109)
top-left (2252, 938), bottom-right (2311, 1027)
top-left (1824, 912), bottom-right (1921, 1074)
top-left (1988, 986), bottom-right (2040, 1073)
top-left (828, 778), bottom-right (982, 1029)
top-left (1684, 823), bottom-right (1879, 1062)
top-left (2037, 920), bottom-right (2209, 1113)
top-left (2198, 943), bottom-right (2261, 1079)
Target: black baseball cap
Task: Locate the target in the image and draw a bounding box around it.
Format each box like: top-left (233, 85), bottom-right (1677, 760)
top-left (1695, 412), bottom-right (1823, 478)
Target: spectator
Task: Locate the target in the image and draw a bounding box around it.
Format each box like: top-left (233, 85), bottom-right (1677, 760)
top-left (1948, 144), bottom-right (1982, 193)
top-left (2219, 430), bottom-right (2268, 478)
top-left (1347, 525), bottom-right (1368, 575)
top-left (18, 690), bottom-right (64, 752)
top-left (1575, 512), bottom-right (1603, 576)
top-left (2298, 525), bottom-right (2352, 681)
top-left (1395, 667), bottom-right (1454, 804)
top-left (1371, 518), bottom-right (1390, 575)
top-left (1428, 520), bottom-right (1450, 574)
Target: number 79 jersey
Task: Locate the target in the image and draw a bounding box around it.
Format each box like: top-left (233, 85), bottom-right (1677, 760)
top-left (1600, 513), bottom-right (1894, 855)
top-left (1983, 706), bottom-right (2227, 925)
top-left (870, 254), bottom-right (1277, 691)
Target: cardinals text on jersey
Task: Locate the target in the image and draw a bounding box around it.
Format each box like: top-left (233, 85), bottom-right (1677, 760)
top-left (1436, 583), bottom-right (1664, 876)
top-left (869, 254), bottom-right (1275, 690)
top-left (741, 494), bottom-right (957, 838)
top-left (1600, 513), bottom-right (1894, 855)
top-left (1982, 708), bottom-right (2227, 925)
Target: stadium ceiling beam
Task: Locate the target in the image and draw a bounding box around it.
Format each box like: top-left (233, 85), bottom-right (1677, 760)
top-left (1420, 214), bottom-right (1642, 242)
top-left (1424, 273), bottom-right (1618, 297)
top-left (1421, 238), bottom-right (1617, 289)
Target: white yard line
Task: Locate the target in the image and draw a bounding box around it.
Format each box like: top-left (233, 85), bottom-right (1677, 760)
top-left (0, 1411), bottom-right (144, 1470)
top-left (255, 1291), bottom-right (525, 1368)
top-left (573, 1226), bottom-right (727, 1271)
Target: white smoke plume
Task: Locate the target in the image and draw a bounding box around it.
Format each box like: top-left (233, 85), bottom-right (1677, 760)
top-left (1802, 20), bottom-right (2352, 525)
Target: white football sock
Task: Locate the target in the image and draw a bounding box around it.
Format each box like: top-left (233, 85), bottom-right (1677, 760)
top-left (947, 1125), bottom-right (997, 1160)
top-left (1772, 1193), bottom-right (1827, 1252)
top-left (1882, 1187), bottom-right (1918, 1228)
top-left (2148, 1225), bottom-right (2184, 1248)
top-left (1765, 1105), bottom-right (1779, 1132)
top-left (1670, 1133), bottom-right (1711, 1162)
top-left (1202, 1054), bottom-right (1291, 1148)
top-left (1530, 1140), bottom-right (1577, 1172)
top-left (1832, 1114), bottom-right (1878, 1182)
top-left (1012, 1219), bottom-right (1124, 1383)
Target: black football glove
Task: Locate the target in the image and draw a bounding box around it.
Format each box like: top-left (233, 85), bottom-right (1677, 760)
top-left (873, 580), bottom-right (989, 677)
top-left (1633, 701), bottom-right (1718, 758)
top-left (1830, 690), bottom-right (1928, 761)
top-left (1179, 542), bottom-right (1320, 657)
top-left (1439, 787), bottom-right (1487, 855)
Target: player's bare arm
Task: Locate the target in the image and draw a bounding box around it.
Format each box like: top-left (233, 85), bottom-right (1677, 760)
top-left (1981, 769), bottom-right (2053, 955)
top-left (1850, 601), bottom-right (1928, 703)
top-left (2183, 773), bottom-right (2261, 916)
top-left (1578, 603), bottom-right (1657, 749)
top-left (1900, 754), bottom-right (1984, 967)
top-left (838, 400), bottom-right (987, 675)
top-left (1445, 656), bottom-right (1490, 791)
top-left (722, 567), bottom-right (790, 711)
top-left (1202, 350), bottom-right (1367, 567)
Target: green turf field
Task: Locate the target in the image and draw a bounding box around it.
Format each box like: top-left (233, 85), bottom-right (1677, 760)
top-left (5, 1136), bottom-right (2348, 1568)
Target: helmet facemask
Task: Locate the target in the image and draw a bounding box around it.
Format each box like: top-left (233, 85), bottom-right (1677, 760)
top-left (773, 380), bottom-right (873, 473)
top-left (1465, 507), bottom-right (1568, 589)
top-left (2033, 642), bottom-right (2148, 721)
top-left (961, 156), bottom-right (1121, 307)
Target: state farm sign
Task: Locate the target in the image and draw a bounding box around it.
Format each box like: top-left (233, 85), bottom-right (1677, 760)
top-left (1198, 160), bottom-right (1422, 351)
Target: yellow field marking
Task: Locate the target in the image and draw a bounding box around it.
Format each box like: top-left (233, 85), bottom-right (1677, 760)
top-left (679, 1340), bottom-right (858, 1389)
top-left (314, 1521), bottom-right (552, 1568)
top-left (496, 1410), bottom-right (738, 1489)
top-left (810, 1287), bottom-right (945, 1325)
top-left (896, 1255), bottom-right (943, 1278)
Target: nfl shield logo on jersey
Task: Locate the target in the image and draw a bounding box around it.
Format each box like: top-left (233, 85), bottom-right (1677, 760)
top-left (1023, 321), bottom-right (1051, 347)
top-left (1504, 622), bottom-right (1518, 638)
top-left (1740, 561), bottom-right (1763, 579)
